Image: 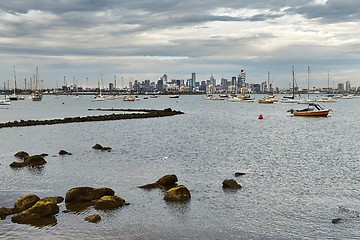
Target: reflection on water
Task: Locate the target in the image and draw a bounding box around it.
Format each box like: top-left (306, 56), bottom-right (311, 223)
top-left (12, 216), bottom-right (57, 228)
top-left (0, 95), bottom-right (360, 239)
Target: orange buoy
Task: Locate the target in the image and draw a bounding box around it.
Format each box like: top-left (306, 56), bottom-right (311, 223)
top-left (258, 114), bottom-right (263, 119)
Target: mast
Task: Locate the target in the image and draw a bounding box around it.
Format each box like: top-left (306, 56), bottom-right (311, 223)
top-left (292, 66), bottom-right (295, 98)
top-left (307, 66), bottom-right (310, 99)
top-left (13, 65), bottom-right (17, 95)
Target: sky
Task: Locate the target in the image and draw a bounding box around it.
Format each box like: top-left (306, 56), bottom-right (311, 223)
top-left (0, 0), bottom-right (359, 90)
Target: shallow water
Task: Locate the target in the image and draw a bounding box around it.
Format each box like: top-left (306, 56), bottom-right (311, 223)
top-left (0, 95), bottom-right (359, 239)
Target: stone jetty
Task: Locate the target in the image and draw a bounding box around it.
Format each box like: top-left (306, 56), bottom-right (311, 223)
top-left (0, 108), bottom-right (184, 129)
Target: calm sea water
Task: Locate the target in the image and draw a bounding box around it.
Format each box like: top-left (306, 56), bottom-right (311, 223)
top-left (0, 94), bottom-right (360, 239)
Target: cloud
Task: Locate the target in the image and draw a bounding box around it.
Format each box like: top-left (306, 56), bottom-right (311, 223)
top-left (0, 1), bottom-right (359, 88)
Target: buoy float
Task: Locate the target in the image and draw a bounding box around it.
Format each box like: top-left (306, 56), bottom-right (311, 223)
top-left (258, 114), bottom-right (263, 119)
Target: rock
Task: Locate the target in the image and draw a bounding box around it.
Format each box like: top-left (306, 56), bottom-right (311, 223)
top-left (24, 155), bottom-right (47, 166)
top-left (58, 150), bottom-right (72, 155)
top-left (14, 194), bottom-right (40, 212)
top-left (65, 187), bottom-right (115, 203)
top-left (0, 207), bottom-right (16, 219)
top-left (42, 196), bottom-right (64, 204)
top-left (11, 199), bottom-right (59, 224)
top-left (138, 183), bottom-right (160, 189)
top-left (156, 175), bottom-right (178, 189)
top-left (234, 172), bottom-right (246, 177)
top-left (222, 179), bottom-right (242, 189)
top-left (40, 153), bottom-right (49, 157)
top-left (332, 218), bottom-right (343, 224)
top-left (84, 214), bottom-right (101, 223)
top-left (164, 185), bottom-right (191, 202)
top-left (94, 195), bottom-right (126, 210)
top-left (92, 144), bottom-right (103, 150)
top-left (14, 151), bottom-right (29, 160)
top-left (101, 147), bottom-right (111, 151)
top-left (9, 162), bottom-right (27, 168)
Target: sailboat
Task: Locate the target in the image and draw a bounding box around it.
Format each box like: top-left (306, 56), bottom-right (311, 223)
top-left (298, 66), bottom-right (315, 104)
top-left (280, 66), bottom-right (302, 103)
top-left (31, 67), bottom-right (43, 101)
top-left (259, 72), bottom-right (278, 104)
top-left (94, 77), bottom-right (105, 101)
top-left (8, 66), bottom-right (19, 101)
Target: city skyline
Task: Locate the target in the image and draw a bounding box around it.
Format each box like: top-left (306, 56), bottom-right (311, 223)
top-left (0, 1), bottom-right (359, 89)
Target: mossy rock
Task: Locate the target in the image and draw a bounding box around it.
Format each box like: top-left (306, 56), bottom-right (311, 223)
top-left (164, 185), bottom-right (191, 202)
top-left (0, 207), bottom-right (16, 219)
top-left (94, 195), bottom-right (126, 210)
top-left (14, 194), bottom-right (40, 212)
top-left (65, 187), bottom-right (115, 203)
top-left (11, 199), bottom-right (59, 223)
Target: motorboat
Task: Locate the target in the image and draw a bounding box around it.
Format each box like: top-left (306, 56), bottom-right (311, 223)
top-left (288, 103), bottom-right (330, 117)
top-left (169, 95), bottom-right (179, 98)
top-left (123, 96), bottom-right (136, 101)
top-left (0, 99), bottom-right (10, 105)
top-left (258, 98), bottom-right (275, 104)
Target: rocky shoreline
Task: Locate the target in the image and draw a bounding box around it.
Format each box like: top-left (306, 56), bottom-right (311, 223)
top-left (0, 108), bottom-right (184, 129)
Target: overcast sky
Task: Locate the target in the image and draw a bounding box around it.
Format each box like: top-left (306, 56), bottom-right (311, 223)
top-left (0, 0), bottom-right (359, 89)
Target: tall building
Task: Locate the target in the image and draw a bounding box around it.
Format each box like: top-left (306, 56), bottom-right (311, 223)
top-left (345, 81), bottom-right (351, 92)
top-left (189, 72), bottom-right (196, 91)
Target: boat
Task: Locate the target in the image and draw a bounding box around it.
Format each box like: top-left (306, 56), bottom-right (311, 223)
top-left (31, 67), bottom-right (43, 101)
top-left (211, 96), bottom-right (225, 100)
top-left (258, 98), bottom-right (275, 104)
top-left (280, 66), bottom-right (303, 103)
top-left (169, 95), bottom-right (179, 98)
top-left (93, 78), bottom-right (105, 101)
top-left (341, 94), bottom-right (353, 99)
top-left (0, 99), bottom-right (10, 105)
top-left (8, 66), bottom-right (19, 101)
top-left (298, 66), bottom-right (315, 104)
top-left (315, 96), bottom-right (337, 102)
top-left (203, 94), bottom-right (214, 100)
top-left (123, 96), bottom-right (136, 101)
top-left (227, 94), bottom-right (255, 102)
top-left (106, 95), bottom-right (116, 100)
top-left (288, 103), bottom-right (330, 117)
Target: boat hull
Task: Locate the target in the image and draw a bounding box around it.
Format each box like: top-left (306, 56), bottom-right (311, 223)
top-left (293, 110), bottom-right (330, 117)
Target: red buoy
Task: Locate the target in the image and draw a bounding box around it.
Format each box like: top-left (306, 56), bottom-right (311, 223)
top-left (258, 114), bottom-right (263, 119)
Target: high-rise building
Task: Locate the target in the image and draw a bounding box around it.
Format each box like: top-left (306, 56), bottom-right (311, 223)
top-left (190, 72), bottom-right (196, 91)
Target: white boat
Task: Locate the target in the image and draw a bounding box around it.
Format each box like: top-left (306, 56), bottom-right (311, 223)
top-left (315, 96), bottom-right (337, 102)
top-left (227, 94), bottom-right (255, 102)
top-left (31, 67), bottom-right (43, 101)
top-left (0, 99), bottom-right (10, 105)
top-left (169, 95), bottom-right (179, 98)
top-left (93, 78), bottom-right (105, 101)
top-left (203, 94), bottom-right (214, 100)
top-left (106, 95), bottom-right (116, 100)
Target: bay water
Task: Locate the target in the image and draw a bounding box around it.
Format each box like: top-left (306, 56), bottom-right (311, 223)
top-left (0, 95), bottom-right (359, 239)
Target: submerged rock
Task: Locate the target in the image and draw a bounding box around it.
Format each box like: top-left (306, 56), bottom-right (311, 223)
top-left (94, 195), bottom-right (126, 210)
top-left (11, 199), bottom-right (59, 224)
top-left (222, 179), bottom-right (242, 189)
top-left (164, 185), bottom-right (191, 202)
top-left (332, 218), bottom-right (343, 224)
top-left (84, 214), bottom-right (101, 223)
top-left (139, 174), bottom-right (178, 190)
top-left (58, 150), bottom-right (72, 156)
top-left (92, 144), bottom-right (103, 150)
top-left (234, 172), bottom-right (246, 177)
top-left (65, 187), bottom-right (115, 203)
